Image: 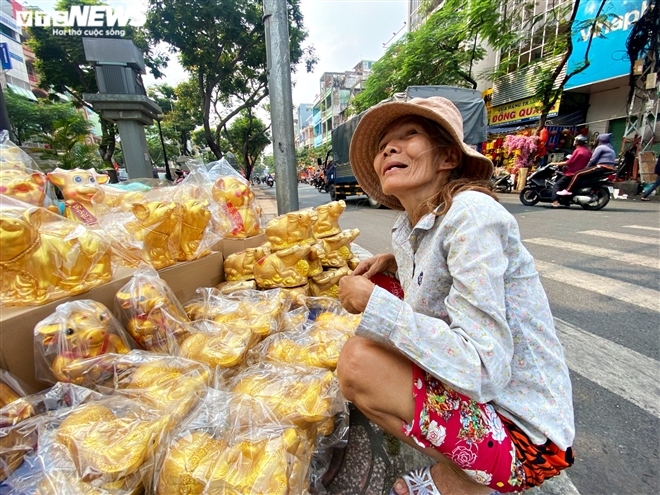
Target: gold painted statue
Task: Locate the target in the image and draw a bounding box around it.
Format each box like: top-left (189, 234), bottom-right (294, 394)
top-left (0, 205), bottom-right (112, 305)
top-left (0, 379), bottom-right (33, 427)
top-left (265, 208), bottom-right (318, 251)
top-left (253, 243), bottom-right (312, 289)
top-left (179, 321), bottom-right (257, 369)
top-left (0, 168), bottom-right (47, 207)
top-left (211, 176), bottom-right (262, 238)
top-left (47, 168), bottom-right (109, 225)
top-left (309, 265), bottom-right (353, 298)
top-left (173, 199), bottom-right (212, 261)
top-left (34, 300), bottom-right (132, 384)
top-left (313, 200), bottom-right (346, 239)
top-left (125, 201), bottom-right (183, 269)
top-left (318, 228), bottom-right (360, 268)
top-left (223, 245), bottom-right (270, 282)
top-left (115, 270), bottom-right (191, 353)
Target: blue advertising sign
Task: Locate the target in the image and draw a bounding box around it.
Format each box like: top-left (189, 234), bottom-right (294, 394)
top-left (0, 43), bottom-right (11, 70)
top-left (565, 0), bottom-right (648, 89)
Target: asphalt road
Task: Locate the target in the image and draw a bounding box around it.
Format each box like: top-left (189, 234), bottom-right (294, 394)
top-left (263, 183), bottom-right (660, 495)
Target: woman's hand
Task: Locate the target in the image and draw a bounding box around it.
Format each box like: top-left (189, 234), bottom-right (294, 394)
top-left (338, 275), bottom-right (375, 314)
top-left (352, 253), bottom-right (398, 279)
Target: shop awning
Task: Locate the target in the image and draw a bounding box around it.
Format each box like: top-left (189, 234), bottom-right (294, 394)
top-left (6, 83), bottom-right (37, 101)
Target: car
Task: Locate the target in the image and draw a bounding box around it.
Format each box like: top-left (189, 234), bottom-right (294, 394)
top-left (117, 169), bottom-right (129, 181)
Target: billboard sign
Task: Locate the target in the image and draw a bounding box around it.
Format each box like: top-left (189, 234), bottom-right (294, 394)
top-left (0, 43), bottom-right (11, 70)
top-left (565, 0), bottom-right (648, 89)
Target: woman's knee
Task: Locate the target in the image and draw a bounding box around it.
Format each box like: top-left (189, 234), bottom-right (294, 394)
top-left (336, 336), bottom-right (380, 400)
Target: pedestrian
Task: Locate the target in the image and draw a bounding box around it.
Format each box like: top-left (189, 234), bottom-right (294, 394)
top-left (551, 135), bottom-right (592, 206)
top-left (556, 133), bottom-right (616, 199)
top-left (640, 156), bottom-right (660, 201)
top-left (337, 97), bottom-right (575, 495)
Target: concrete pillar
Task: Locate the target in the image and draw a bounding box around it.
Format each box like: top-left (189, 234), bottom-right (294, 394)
top-left (116, 120), bottom-right (152, 178)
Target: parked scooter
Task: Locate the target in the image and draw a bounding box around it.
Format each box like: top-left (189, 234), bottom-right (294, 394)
top-left (266, 175), bottom-right (274, 187)
top-left (519, 163), bottom-right (615, 210)
top-left (490, 171), bottom-right (514, 193)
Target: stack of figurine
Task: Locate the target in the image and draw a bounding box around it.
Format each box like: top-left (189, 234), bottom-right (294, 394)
top-left (0, 132), bottom-right (265, 307)
top-left (1, 262), bottom-right (360, 493)
top-left (222, 199), bottom-right (360, 303)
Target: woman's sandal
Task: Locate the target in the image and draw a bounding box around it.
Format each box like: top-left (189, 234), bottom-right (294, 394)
top-left (389, 466), bottom-right (442, 495)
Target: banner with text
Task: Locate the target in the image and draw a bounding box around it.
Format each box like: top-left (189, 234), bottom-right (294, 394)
top-left (489, 96), bottom-right (560, 126)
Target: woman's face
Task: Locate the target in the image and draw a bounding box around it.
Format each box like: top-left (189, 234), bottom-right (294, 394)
top-left (373, 118), bottom-right (459, 206)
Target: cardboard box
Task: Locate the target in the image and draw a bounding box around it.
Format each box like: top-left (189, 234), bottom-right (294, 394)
top-left (0, 252), bottom-right (224, 391)
top-left (218, 233), bottom-right (267, 258)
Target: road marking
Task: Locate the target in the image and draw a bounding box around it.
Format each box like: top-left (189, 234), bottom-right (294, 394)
top-left (534, 260), bottom-right (660, 312)
top-left (624, 225), bottom-right (660, 232)
top-left (524, 238), bottom-right (660, 270)
top-left (578, 230), bottom-right (659, 245)
top-left (554, 318), bottom-right (660, 419)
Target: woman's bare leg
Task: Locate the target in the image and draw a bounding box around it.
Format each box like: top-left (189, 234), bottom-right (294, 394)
top-left (337, 336), bottom-right (494, 495)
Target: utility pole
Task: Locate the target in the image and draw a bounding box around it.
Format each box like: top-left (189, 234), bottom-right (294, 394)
top-left (263, 0), bottom-right (299, 214)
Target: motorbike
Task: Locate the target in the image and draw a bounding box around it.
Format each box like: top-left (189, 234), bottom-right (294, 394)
top-left (490, 171), bottom-right (514, 193)
top-left (519, 163), bottom-right (614, 210)
top-left (266, 175), bottom-right (274, 187)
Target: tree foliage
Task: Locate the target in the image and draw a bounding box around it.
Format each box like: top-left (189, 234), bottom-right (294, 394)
top-left (220, 108), bottom-right (270, 180)
top-left (144, 0), bottom-right (315, 160)
top-left (38, 114), bottom-right (101, 170)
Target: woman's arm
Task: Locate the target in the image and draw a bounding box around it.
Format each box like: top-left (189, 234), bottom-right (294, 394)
top-left (355, 198), bottom-right (514, 403)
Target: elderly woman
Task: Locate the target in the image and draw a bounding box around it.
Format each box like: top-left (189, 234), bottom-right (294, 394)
top-left (337, 97), bottom-right (574, 495)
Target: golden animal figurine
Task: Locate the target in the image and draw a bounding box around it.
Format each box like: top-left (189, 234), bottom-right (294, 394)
top-left (307, 241), bottom-right (326, 277)
top-left (314, 310), bottom-right (361, 333)
top-left (313, 200), bottom-right (346, 239)
top-left (309, 265), bottom-right (353, 298)
top-left (253, 243), bottom-right (312, 289)
top-left (115, 275), bottom-right (191, 353)
top-left (0, 419), bottom-right (38, 482)
top-left (99, 184), bottom-right (146, 212)
top-left (265, 208), bottom-right (318, 251)
top-left (0, 168), bottom-right (47, 207)
top-left (231, 363), bottom-right (338, 432)
top-left (179, 321), bottom-right (256, 369)
top-left (280, 283), bottom-right (309, 308)
top-left (211, 176), bottom-right (262, 238)
top-left (34, 300), bottom-right (131, 384)
top-left (0, 382), bottom-right (33, 427)
top-left (319, 228), bottom-right (360, 268)
top-left (173, 199), bottom-right (212, 261)
top-left (126, 201), bottom-right (183, 269)
top-left (215, 279), bottom-right (257, 294)
top-left (0, 207), bottom-right (112, 305)
top-left (223, 245), bottom-right (270, 282)
top-left (47, 168), bottom-right (109, 225)
top-left (157, 428), bottom-right (311, 495)
top-left (55, 402), bottom-right (166, 483)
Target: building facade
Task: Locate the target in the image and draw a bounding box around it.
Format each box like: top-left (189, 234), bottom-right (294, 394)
top-left (0, 0), bottom-right (35, 99)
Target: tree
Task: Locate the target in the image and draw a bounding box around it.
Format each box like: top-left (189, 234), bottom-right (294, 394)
top-left (144, 0), bottom-right (315, 160)
top-left (220, 108), bottom-right (270, 180)
top-left (38, 114), bottom-right (102, 170)
top-left (27, 0), bottom-right (166, 165)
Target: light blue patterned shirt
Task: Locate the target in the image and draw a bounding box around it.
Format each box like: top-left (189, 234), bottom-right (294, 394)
top-left (358, 191), bottom-right (575, 449)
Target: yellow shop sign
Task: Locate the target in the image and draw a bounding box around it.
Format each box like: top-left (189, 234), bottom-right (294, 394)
top-left (489, 97), bottom-right (560, 126)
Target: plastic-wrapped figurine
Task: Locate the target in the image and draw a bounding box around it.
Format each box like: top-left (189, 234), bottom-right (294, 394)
top-left (211, 176), bottom-right (262, 238)
top-left (253, 244), bottom-right (312, 289)
top-left (265, 208), bottom-right (318, 251)
top-left (0, 168), bottom-right (47, 207)
top-left (173, 199), bottom-right (212, 261)
top-left (0, 202), bottom-right (112, 305)
top-left (313, 200), bottom-right (346, 239)
top-left (115, 266), bottom-right (191, 353)
top-left (125, 201), bottom-right (183, 269)
top-left (179, 320), bottom-right (257, 369)
top-left (309, 265), bottom-right (352, 298)
top-left (47, 167), bottom-right (109, 225)
top-left (0, 371), bottom-right (33, 427)
top-left (223, 245), bottom-right (270, 282)
top-left (318, 228), bottom-right (360, 268)
top-left (34, 300), bottom-right (132, 385)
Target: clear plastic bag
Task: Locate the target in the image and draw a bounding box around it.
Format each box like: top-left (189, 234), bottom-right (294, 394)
top-left (0, 197), bottom-right (113, 306)
top-left (0, 370), bottom-right (34, 428)
top-left (33, 299), bottom-right (134, 385)
top-left (114, 265), bottom-right (192, 353)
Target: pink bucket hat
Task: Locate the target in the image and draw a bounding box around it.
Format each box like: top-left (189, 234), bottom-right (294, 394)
top-left (349, 97), bottom-right (493, 210)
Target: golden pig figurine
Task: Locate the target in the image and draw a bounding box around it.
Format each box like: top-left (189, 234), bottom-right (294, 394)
top-left (313, 200), bottom-right (346, 239)
top-left (35, 300), bottom-right (131, 384)
top-left (223, 245), bottom-right (270, 282)
top-left (211, 176), bottom-right (262, 238)
top-left (47, 168), bottom-right (109, 224)
top-left (126, 201), bottom-right (182, 269)
top-left (319, 228), bottom-right (360, 268)
top-left (253, 243), bottom-right (311, 289)
top-left (0, 207), bottom-right (112, 304)
top-left (173, 199), bottom-right (211, 261)
top-left (265, 208), bottom-right (318, 251)
top-left (0, 382), bottom-right (33, 427)
top-left (0, 168), bottom-right (47, 207)
top-left (309, 265), bottom-right (353, 298)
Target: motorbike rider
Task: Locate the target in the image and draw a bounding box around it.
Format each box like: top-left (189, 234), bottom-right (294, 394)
top-left (324, 156), bottom-right (335, 190)
top-left (556, 133), bottom-right (615, 198)
top-left (551, 135), bottom-right (592, 207)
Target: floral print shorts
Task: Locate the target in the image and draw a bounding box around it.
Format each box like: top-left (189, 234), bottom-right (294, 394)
top-left (403, 365), bottom-right (526, 493)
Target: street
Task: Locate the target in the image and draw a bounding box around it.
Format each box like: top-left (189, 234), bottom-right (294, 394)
top-left (264, 183), bottom-right (660, 495)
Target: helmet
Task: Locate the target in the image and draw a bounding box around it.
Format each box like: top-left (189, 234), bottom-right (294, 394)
top-left (574, 135), bottom-right (588, 144)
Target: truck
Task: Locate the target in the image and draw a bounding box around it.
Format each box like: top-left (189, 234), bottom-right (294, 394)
top-left (327, 85), bottom-right (489, 208)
